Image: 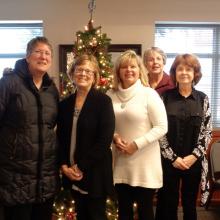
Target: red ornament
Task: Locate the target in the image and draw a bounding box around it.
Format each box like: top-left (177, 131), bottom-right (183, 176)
top-left (99, 77), bottom-right (108, 86)
top-left (65, 211), bottom-right (76, 220)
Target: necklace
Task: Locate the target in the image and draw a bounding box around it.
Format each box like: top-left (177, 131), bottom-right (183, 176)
top-left (116, 80), bottom-right (140, 109)
top-left (121, 102), bottom-right (126, 109)
top-left (116, 94), bottom-right (131, 109)
top-left (74, 107), bottom-right (81, 117)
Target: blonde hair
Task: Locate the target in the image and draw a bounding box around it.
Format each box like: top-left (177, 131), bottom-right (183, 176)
top-left (113, 50), bottom-right (149, 90)
top-left (68, 54), bottom-right (100, 87)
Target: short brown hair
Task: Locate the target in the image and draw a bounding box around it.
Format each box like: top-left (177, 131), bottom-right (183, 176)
top-left (170, 54), bottom-right (202, 85)
top-left (26, 36), bottom-right (53, 57)
top-left (113, 50), bottom-right (149, 90)
top-left (68, 54), bottom-right (100, 87)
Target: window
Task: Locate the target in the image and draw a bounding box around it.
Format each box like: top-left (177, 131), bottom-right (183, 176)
top-left (155, 23), bottom-right (220, 128)
top-left (0, 21), bottom-right (43, 77)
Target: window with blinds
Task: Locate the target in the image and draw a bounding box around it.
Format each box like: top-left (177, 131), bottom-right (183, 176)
top-left (0, 21), bottom-right (43, 77)
top-left (155, 23), bottom-right (220, 128)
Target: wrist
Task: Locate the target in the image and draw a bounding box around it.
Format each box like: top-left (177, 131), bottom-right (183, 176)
top-left (132, 141), bottom-right (138, 150)
top-left (113, 133), bottom-right (120, 143)
top-left (61, 165), bottom-right (68, 173)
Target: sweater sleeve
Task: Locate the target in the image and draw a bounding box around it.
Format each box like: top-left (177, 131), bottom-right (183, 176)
top-left (192, 95), bottom-right (212, 159)
top-left (134, 89), bottom-right (168, 149)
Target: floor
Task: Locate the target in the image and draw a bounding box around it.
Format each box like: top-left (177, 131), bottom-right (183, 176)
top-left (178, 206), bottom-right (220, 220)
top-left (1, 205), bottom-right (219, 220)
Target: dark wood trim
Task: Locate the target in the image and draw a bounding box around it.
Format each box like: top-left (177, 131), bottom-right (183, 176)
top-left (59, 44), bottom-right (74, 73)
top-left (108, 44), bottom-right (142, 55)
top-left (59, 44), bottom-right (142, 73)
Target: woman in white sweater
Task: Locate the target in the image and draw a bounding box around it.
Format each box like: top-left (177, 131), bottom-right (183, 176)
top-left (107, 50), bottom-right (168, 220)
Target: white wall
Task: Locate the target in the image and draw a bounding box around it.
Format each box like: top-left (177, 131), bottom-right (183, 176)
top-left (0, 0), bottom-right (220, 84)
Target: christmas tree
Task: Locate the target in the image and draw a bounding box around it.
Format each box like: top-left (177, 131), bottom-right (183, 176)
top-left (59, 0), bottom-right (113, 98)
top-left (73, 19), bottom-right (113, 93)
top-left (53, 188), bottom-right (77, 220)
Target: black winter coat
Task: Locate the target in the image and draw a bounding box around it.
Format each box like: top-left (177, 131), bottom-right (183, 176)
top-left (57, 88), bottom-right (115, 197)
top-left (0, 59), bottom-right (60, 205)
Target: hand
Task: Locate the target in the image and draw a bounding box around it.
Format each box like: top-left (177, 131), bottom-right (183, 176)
top-left (123, 142), bottom-right (138, 155)
top-left (113, 134), bottom-right (127, 153)
top-left (71, 164), bottom-right (83, 177)
top-left (172, 157), bottom-right (189, 170)
top-left (61, 164), bottom-right (83, 181)
top-left (183, 154), bottom-right (197, 168)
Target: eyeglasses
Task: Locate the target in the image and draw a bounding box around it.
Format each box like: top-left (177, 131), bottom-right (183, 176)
top-left (32, 50), bottom-right (52, 57)
top-left (74, 68), bottom-right (95, 76)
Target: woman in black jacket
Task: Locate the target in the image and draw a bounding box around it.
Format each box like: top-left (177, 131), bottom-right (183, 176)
top-left (57, 54), bottom-right (115, 220)
top-left (155, 54), bottom-right (212, 220)
top-left (0, 37), bottom-right (60, 220)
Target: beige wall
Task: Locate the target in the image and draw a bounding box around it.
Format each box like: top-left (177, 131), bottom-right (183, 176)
top-left (0, 0), bottom-right (220, 84)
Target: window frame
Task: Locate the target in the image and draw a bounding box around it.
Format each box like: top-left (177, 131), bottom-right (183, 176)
top-left (155, 23), bottom-right (220, 128)
top-left (0, 21), bottom-right (43, 76)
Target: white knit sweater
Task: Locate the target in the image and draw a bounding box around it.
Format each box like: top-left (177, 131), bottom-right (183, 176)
top-left (107, 80), bottom-right (167, 188)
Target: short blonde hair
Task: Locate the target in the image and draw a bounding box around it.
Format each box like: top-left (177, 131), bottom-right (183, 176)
top-left (113, 50), bottom-right (149, 90)
top-left (68, 54), bottom-right (100, 87)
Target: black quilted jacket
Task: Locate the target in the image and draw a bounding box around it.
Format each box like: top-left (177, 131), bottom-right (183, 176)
top-left (0, 59), bottom-right (60, 205)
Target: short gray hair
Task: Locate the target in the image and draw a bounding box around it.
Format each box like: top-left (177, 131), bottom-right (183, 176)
top-left (143, 46), bottom-right (167, 66)
top-left (26, 36), bottom-right (53, 57)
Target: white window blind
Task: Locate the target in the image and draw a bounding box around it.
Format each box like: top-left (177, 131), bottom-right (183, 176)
top-left (155, 23), bottom-right (220, 128)
top-left (0, 21), bottom-right (43, 77)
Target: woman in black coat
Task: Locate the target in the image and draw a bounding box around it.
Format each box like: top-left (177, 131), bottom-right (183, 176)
top-left (57, 54), bottom-right (115, 220)
top-left (0, 37), bottom-right (59, 220)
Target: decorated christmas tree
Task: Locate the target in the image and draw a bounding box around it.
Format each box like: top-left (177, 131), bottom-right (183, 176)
top-left (74, 19), bottom-right (113, 92)
top-left (59, 0), bottom-right (113, 99)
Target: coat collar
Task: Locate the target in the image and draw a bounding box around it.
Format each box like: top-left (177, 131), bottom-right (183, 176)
top-left (14, 58), bottom-right (53, 91)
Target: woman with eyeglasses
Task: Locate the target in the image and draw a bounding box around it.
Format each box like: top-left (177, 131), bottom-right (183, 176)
top-left (0, 37), bottom-right (59, 220)
top-left (57, 54), bottom-right (115, 220)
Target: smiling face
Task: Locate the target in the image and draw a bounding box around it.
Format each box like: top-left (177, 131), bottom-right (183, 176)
top-left (119, 58), bottom-right (140, 89)
top-left (72, 62), bottom-right (95, 91)
top-left (26, 42), bottom-right (52, 76)
top-left (145, 51), bottom-right (164, 76)
top-left (175, 64), bottom-right (194, 86)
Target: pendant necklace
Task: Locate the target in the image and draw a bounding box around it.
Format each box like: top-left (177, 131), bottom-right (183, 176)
top-left (116, 93), bottom-right (134, 109)
top-left (120, 102), bottom-right (126, 109)
top-left (116, 80), bottom-right (139, 109)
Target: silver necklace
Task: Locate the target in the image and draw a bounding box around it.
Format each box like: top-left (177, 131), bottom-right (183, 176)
top-left (116, 84), bottom-right (138, 109)
top-left (121, 102), bottom-right (126, 109)
top-left (116, 94), bottom-right (129, 109)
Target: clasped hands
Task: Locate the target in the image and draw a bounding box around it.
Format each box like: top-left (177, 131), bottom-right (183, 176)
top-left (113, 134), bottom-right (138, 155)
top-left (61, 164), bottom-right (83, 181)
top-left (172, 154), bottom-right (197, 170)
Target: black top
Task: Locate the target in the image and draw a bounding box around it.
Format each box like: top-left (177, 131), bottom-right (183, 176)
top-left (57, 88), bottom-right (115, 197)
top-left (160, 88), bottom-right (212, 162)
